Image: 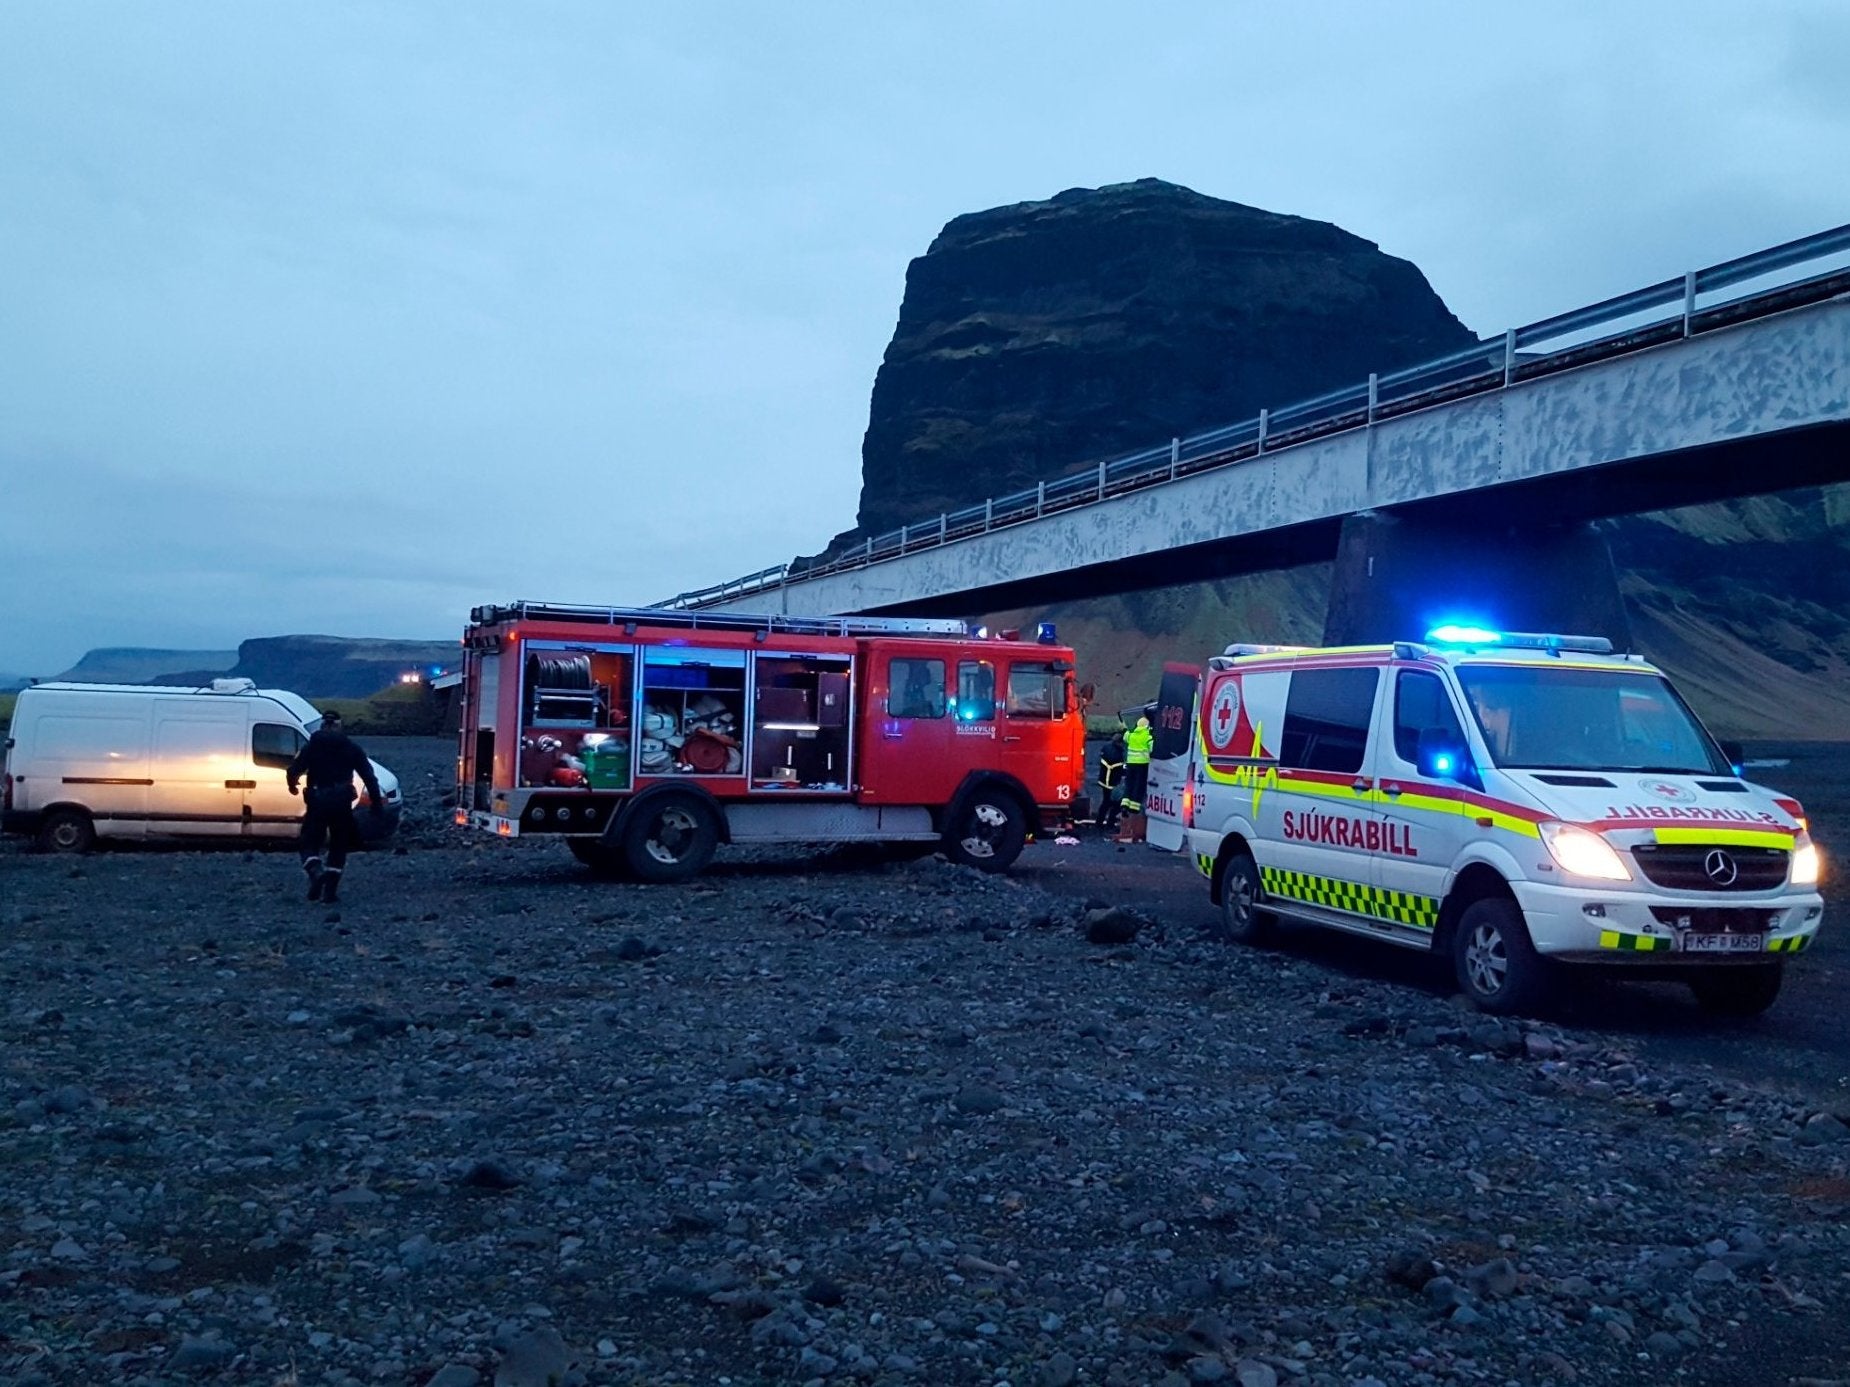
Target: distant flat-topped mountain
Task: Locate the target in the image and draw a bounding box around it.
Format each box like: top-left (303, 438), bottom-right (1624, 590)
top-left (52, 647), bottom-right (239, 685)
top-left (48, 635), bottom-right (453, 700)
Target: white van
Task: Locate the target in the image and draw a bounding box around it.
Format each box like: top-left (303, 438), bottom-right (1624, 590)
top-left (2, 680), bottom-right (401, 853)
top-left (1147, 629), bottom-right (1824, 1017)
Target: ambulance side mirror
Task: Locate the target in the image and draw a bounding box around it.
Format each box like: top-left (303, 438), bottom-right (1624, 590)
top-left (1416, 727), bottom-right (1467, 781)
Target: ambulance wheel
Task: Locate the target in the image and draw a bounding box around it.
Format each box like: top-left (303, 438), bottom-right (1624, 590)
top-left (1454, 897), bottom-right (1549, 1015)
top-left (622, 795), bottom-right (719, 883)
top-left (945, 790), bottom-right (1027, 871)
top-left (1213, 850), bottom-right (1272, 945)
top-left (37, 809), bottom-right (96, 855)
top-left (1689, 964), bottom-right (1783, 1019)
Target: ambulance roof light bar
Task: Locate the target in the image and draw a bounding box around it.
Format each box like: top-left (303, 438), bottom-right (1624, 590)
top-left (1422, 625), bottom-right (1614, 655)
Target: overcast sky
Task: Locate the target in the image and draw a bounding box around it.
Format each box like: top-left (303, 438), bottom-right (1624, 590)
top-left (3, 2), bottom-right (1847, 674)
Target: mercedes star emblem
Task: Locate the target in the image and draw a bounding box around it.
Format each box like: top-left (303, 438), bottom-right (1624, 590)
top-left (1703, 849), bottom-right (1739, 886)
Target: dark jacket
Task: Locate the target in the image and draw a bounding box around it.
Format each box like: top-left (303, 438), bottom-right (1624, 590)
top-left (288, 728), bottom-right (382, 804)
top-left (1097, 736), bottom-right (1126, 790)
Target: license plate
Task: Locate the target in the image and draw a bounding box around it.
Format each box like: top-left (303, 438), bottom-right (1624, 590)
top-left (1683, 933), bottom-right (1763, 953)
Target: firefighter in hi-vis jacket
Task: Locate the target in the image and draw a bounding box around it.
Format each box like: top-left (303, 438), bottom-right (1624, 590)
top-left (1117, 715), bottom-right (1154, 843)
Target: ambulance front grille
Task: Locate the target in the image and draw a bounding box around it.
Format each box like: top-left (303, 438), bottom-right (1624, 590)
top-left (1630, 844), bottom-right (1789, 892)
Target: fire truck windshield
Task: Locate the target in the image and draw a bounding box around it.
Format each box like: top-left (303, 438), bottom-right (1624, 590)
top-left (1455, 664), bottom-right (1728, 774)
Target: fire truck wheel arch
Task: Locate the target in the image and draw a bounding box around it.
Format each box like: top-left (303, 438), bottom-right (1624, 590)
top-left (940, 773), bottom-right (1036, 837)
top-left (603, 783), bottom-right (733, 849)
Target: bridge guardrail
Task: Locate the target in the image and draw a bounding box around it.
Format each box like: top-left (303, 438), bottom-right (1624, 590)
top-left (658, 223), bottom-right (1850, 610)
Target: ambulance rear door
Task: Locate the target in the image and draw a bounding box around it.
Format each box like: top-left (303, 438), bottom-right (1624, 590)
top-left (1144, 662), bottom-right (1200, 851)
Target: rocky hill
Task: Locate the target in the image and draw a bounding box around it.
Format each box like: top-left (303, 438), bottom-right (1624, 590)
top-left (837, 180), bottom-right (1850, 738)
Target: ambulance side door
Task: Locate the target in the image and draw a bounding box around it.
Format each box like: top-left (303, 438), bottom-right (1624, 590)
top-left (1144, 663), bottom-right (1201, 851)
top-left (1267, 665), bottom-right (1386, 920)
top-left (1370, 667), bottom-right (1474, 943)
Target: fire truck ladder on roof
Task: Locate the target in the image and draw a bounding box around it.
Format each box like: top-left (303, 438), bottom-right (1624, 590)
top-left (471, 601), bottom-right (968, 638)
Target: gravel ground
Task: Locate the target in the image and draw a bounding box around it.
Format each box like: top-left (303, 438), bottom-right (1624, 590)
top-left (4, 737), bottom-right (1849, 1387)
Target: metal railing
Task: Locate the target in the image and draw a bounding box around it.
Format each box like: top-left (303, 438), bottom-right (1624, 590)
top-left (658, 223), bottom-right (1850, 610)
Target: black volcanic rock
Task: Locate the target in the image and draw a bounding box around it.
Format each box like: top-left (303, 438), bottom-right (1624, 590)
top-left (852, 179), bottom-right (1472, 536)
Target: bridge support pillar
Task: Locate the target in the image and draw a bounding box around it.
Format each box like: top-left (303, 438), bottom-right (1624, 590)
top-left (1323, 511), bottom-right (1633, 649)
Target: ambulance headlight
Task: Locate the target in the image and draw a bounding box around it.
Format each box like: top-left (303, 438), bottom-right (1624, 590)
top-left (1539, 822), bottom-right (1631, 882)
top-left (1792, 834), bottom-right (1822, 887)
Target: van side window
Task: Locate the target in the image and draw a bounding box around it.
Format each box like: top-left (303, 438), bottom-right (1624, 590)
top-left (1005, 663), bottom-right (1064, 719)
top-left (1279, 667), bottom-right (1378, 775)
top-left (1392, 671), bottom-right (1467, 765)
top-left (955, 660), bottom-right (996, 721)
top-left (887, 658), bottom-right (946, 719)
top-left (254, 722), bottom-right (306, 769)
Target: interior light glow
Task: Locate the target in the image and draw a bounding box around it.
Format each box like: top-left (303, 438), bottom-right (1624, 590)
top-left (762, 722), bottom-right (821, 731)
top-left (1539, 822), bottom-right (1631, 882)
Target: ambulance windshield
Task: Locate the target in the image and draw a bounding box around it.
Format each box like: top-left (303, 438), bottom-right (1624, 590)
top-left (1455, 665), bottom-right (1727, 774)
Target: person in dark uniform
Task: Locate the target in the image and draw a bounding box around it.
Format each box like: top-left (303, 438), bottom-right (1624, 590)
top-left (1096, 731), bottom-right (1126, 836)
top-left (287, 709), bottom-right (383, 903)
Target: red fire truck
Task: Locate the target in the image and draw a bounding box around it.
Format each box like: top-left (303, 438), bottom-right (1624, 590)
top-left (455, 601), bottom-right (1089, 881)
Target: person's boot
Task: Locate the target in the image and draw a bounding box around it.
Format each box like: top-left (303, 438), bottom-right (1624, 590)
top-left (320, 869), bottom-right (342, 905)
top-left (303, 859), bottom-right (324, 901)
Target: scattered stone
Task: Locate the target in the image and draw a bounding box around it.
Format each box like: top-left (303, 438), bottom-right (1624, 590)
top-left (1083, 906), bottom-right (1142, 945)
top-left (458, 1159), bottom-right (523, 1191)
top-left (494, 1326), bottom-right (569, 1387)
top-left (1802, 1112), bottom-right (1850, 1144)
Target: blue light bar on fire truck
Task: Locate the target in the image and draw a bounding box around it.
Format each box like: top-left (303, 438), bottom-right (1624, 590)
top-left (1423, 625), bottom-right (1614, 655)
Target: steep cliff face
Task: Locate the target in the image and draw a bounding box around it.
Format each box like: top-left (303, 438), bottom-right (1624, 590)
top-left (854, 179), bottom-right (1473, 536)
top-left (848, 180), bottom-right (1850, 738)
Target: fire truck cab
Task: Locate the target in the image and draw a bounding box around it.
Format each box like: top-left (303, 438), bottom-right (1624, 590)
top-left (455, 601), bottom-right (1087, 881)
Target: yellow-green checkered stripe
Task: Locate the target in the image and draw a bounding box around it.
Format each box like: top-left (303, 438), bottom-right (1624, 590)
top-left (1195, 852), bottom-right (1215, 879)
top-left (1260, 866), bottom-right (1437, 929)
top-left (1767, 934), bottom-right (1812, 954)
top-left (1598, 930), bottom-right (1673, 952)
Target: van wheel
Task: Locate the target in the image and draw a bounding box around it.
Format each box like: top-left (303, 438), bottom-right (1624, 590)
top-left (1453, 897), bottom-right (1550, 1015)
top-left (1212, 850), bottom-right (1272, 945)
top-left (944, 789), bottom-right (1027, 871)
top-left (622, 795), bottom-right (719, 883)
top-left (1690, 965), bottom-right (1783, 1019)
top-left (37, 810), bottom-right (96, 855)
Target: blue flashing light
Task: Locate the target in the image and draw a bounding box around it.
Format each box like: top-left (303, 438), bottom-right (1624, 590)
top-left (1426, 624), bottom-right (1503, 646)
top-left (974, 625), bottom-right (990, 640)
top-left (1036, 621), bottom-right (1057, 645)
top-left (1432, 754), bottom-right (1455, 775)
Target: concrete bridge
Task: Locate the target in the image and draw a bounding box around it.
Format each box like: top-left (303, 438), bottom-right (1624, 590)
top-left (662, 227), bottom-right (1850, 642)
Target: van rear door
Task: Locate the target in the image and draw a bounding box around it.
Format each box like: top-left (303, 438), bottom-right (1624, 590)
top-left (1144, 663), bottom-right (1200, 852)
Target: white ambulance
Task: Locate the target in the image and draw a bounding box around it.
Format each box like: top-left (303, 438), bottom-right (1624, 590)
top-left (1146, 628), bottom-right (1824, 1017)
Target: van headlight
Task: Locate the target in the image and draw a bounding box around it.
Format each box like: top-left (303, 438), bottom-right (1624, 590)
top-left (1792, 834), bottom-right (1822, 887)
top-left (1539, 822), bottom-right (1632, 882)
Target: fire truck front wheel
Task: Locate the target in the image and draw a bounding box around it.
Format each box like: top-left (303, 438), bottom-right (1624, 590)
top-left (622, 794), bottom-right (720, 883)
top-left (944, 788), bottom-right (1028, 872)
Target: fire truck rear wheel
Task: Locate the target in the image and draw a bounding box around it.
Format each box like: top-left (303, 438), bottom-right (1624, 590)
top-left (622, 795), bottom-right (719, 883)
top-left (945, 789), bottom-right (1027, 872)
